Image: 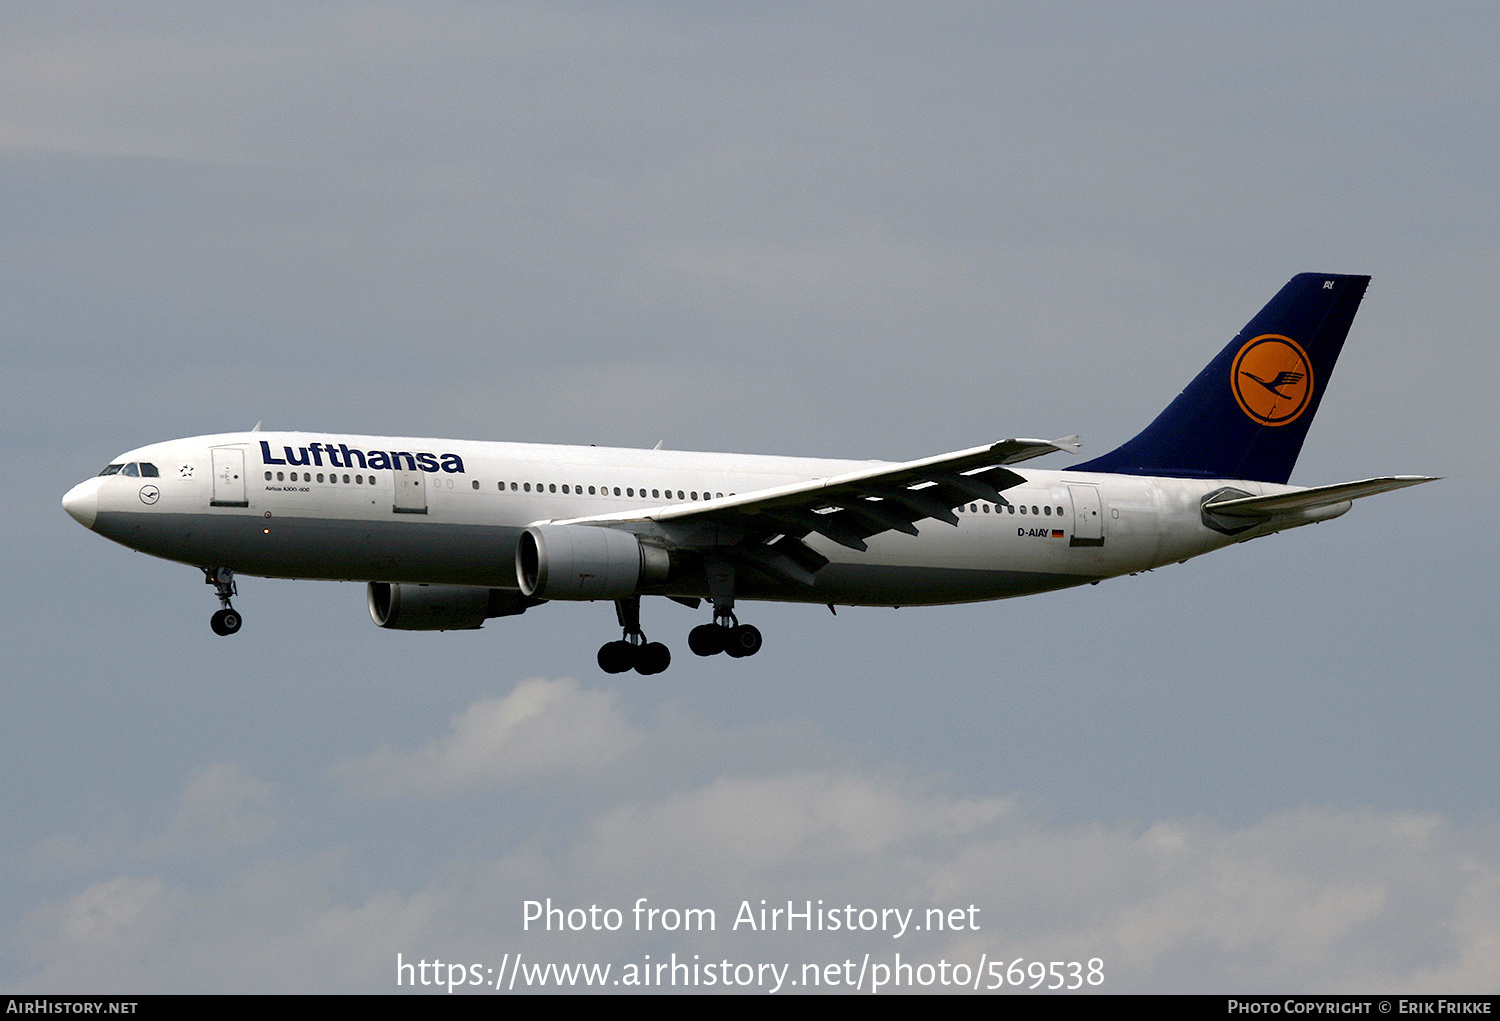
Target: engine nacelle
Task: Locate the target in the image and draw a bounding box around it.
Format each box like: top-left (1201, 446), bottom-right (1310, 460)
top-left (516, 524), bottom-right (670, 600)
top-left (367, 582), bottom-right (533, 631)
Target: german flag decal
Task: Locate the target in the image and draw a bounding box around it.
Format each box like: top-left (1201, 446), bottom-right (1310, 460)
top-left (1230, 334), bottom-right (1314, 427)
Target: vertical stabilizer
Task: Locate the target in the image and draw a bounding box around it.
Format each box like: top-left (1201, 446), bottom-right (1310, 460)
top-left (1069, 273), bottom-right (1369, 484)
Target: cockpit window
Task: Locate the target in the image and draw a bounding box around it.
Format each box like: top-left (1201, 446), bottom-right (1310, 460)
top-left (99, 462), bottom-right (157, 477)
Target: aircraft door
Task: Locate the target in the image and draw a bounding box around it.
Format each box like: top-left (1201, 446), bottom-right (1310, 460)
top-left (210, 446), bottom-right (249, 507)
top-left (392, 469), bottom-right (427, 514)
top-left (1068, 484), bottom-right (1105, 547)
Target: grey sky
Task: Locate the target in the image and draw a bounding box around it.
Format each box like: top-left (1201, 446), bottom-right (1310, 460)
top-left (3, 2), bottom-right (1496, 993)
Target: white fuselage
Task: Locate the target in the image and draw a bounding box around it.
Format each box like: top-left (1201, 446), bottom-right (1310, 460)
top-left (62, 431), bottom-right (1343, 608)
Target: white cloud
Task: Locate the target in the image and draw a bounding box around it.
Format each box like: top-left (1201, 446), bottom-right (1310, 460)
top-left (331, 678), bottom-right (648, 798)
top-left (140, 763), bottom-right (279, 860)
top-left (11, 680), bottom-right (1500, 993)
top-left (331, 676), bottom-right (831, 799)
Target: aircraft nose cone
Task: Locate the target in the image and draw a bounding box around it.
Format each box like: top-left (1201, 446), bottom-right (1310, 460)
top-left (62, 478), bottom-right (99, 529)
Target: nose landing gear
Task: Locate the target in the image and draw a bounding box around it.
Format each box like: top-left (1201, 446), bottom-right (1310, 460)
top-left (204, 567), bottom-right (242, 635)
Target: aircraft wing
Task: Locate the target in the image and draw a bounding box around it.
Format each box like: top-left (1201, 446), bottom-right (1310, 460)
top-left (548, 436), bottom-right (1080, 585)
top-left (1201, 475), bottom-right (1437, 517)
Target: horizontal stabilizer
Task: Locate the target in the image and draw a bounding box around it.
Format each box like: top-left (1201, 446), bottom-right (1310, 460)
top-left (1202, 475), bottom-right (1437, 518)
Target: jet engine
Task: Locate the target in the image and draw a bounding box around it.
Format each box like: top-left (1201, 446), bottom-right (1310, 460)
top-left (516, 524), bottom-right (670, 600)
top-left (367, 582), bottom-right (533, 631)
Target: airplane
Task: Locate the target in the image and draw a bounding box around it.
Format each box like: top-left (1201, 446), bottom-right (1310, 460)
top-left (62, 273), bottom-right (1433, 674)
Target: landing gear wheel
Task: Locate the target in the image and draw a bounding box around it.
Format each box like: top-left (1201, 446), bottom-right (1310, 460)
top-left (635, 642), bottom-right (671, 675)
top-left (598, 596), bottom-right (673, 675)
top-left (689, 623), bottom-right (727, 657)
top-left (724, 623), bottom-right (762, 658)
top-left (598, 640), bottom-right (636, 674)
top-left (204, 567), bottom-right (241, 636)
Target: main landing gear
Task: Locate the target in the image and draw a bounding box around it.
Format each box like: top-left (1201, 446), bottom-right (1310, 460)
top-left (594, 596), bottom-right (763, 674)
top-left (689, 554), bottom-right (761, 659)
top-left (204, 566), bottom-right (242, 636)
top-left (598, 596), bottom-right (671, 675)
top-left (687, 614), bottom-right (762, 658)
top-left (595, 562), bottom-right (764, 674)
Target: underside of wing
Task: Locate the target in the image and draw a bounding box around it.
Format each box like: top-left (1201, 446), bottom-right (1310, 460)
top-left (549, 436), bottom-right (1081, 586)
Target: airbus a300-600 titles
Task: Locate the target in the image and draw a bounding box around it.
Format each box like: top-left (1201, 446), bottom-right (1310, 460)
top-left (63, 274), bottom-right (1433, 674)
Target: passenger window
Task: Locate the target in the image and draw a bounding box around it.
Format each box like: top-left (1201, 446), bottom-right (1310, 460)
top-left (549, 484), bottom-right (556, 493)
top-left (613, 487), bottom-right (621, 496)
top-left (265, 471), bottom-right (273, 481)
top-left (589, 486), bottom-right (596, 495)
top-left (473, 480), bottom-right (480, 490)
top-left (318, 473), bottom-right (326, 483)
top-left (524, 483), bottom-right (531, 492)
top-left (627, 488), bottom-right (634, 497)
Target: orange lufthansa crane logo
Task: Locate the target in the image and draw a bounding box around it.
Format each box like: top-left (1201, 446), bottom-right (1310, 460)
top-left (1230, 334), bottom-right (1314, 426)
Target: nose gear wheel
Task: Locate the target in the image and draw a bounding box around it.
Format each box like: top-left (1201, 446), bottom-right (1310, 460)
top-left (203, 567), bottom-right (242, 635)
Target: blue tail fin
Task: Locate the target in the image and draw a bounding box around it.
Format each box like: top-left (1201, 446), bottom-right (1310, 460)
top-left (1069, 273), bottom-right (1369, 484)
